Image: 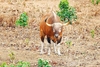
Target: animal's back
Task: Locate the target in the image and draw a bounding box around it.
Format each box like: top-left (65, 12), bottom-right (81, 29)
top-left (40, 14), bottom-right (54, 37)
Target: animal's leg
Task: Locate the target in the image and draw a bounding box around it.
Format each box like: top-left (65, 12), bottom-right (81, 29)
top-left (57, 43), bottom-right (61, 55)
top-left (47, 37), bottom-right (51, 55)
top-left (40, 42), bottom-right (44, 54)
top-left (40, 36), bottom-right (44, 54)
top-left (54, 43), bottom-right (57, 54)
top-left (57, 38), bottom-right (62, 55)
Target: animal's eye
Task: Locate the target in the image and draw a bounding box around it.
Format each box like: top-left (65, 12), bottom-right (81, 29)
top-left (53, 28), bottom-right (55, 32)
top-left (59, 28), bottom-right (61, 32)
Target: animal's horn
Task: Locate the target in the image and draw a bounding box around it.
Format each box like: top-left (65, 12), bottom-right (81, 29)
top-left (46, 22), bottom-right (53, 26)
top-left (52, 11), bottom-right (57, 20)
top-left (63, 22), bottom-right (70, 26)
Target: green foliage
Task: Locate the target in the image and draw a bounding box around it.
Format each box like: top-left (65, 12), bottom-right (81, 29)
top-left (66, 40), bottom-right (72, 48)
top-left (9, 64), bottom-right (15, 67)
top-left (38, 59), bottom-right (52, 67)
top-left (0, 61), bottom-right (30, 67)
top-left (16, 12), bottom-right (28, 27)
top-left (91, 0), bottom-right (100, 5)
top-left (0, 62), bottom-right (8, 67)
top-left (16, 61), bottom-right (30, 67)
top-left (57, 0), bottom-right (77, 24)
top-left (90, 30), bottom-right (95, 38)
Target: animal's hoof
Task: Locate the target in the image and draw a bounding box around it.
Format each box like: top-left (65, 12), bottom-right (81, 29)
top-left (55, 51), bottom-right (57, 53)
top-left (54, 51), bottom-right (57, 54)
top-left (40, 53), bottom-right (43, 55)
top-left (48, 53), bottom-right (50, 56)
top-left (40, 52), bottom-right (44, 55)
top-left (58, 53), bottom-right (62, 56)
top-left (58, 54), bottom-right (62, 56)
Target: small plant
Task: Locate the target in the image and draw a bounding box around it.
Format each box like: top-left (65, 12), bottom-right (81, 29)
top-left (0, 62), bottom-right (8, 67)
top-left (9, 64), bottom-right (15, 67)
top-left (38, 59), bottom-right (52, 67)
top-left (66, 40), bottom-right (72, 48)
top-left (57, 0), bottom-right (77, 24)
top-left (16, 61), bottom-right (30, 67)
top-left (91, 0), bottom-right (100, 5)
top-left (25, 38), bottom-right (29, 45)
top-left (90, 30), bottom-right (95, 38)
top-left (0, 61), bottom-right (30, 67)
top-left (9, 51), bottom-right (15, 63)
top-left (16, 12), bottom-right (28, 27)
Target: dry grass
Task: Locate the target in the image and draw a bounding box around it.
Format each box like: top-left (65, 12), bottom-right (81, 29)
top-left (0, 0), bottom-right (100, 67)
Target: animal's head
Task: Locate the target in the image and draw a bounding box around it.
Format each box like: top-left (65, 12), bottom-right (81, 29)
top-left (46, 11), bottom-right (69, 38)
top-left (52, 22), bottom-right (62, 38)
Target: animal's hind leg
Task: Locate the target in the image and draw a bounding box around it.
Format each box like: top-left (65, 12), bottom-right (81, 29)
top-left (47, 37), bottom-right (51, 55)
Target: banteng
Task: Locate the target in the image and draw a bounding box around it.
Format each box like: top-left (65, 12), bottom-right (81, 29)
top-left (40, 11), bottom-right (69, 55)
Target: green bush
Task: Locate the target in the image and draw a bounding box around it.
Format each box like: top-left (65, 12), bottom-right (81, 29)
top-left (38, 59), bottom-right (51, 67)
top-left (91, 0), bottom-right (100, 5)
top-left (16, 61), bottom-right (30, 67)
top-left (57, 0), bottom-right (77, 24)
top-left (16, 12), bottom-right (28, 27)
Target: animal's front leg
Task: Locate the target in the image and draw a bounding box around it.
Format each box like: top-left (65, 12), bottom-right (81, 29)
top-left (47, 43), bottom-right (51, 55)
top-left (40, 35), bottom-right (45, 54)
top-left (47, 37), bottom-right (51, 55)
top-left (40, 42), bottom-right (44, 54)
top-left (56, 37), bottom-right (62, 55)
top-left (54, 43), bottom-right (57, 54)
top-left (57, 43), bottom-right (61, 55)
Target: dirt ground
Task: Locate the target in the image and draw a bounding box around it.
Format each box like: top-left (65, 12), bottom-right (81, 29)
top-left (0, 0), bottom-right (100, 67)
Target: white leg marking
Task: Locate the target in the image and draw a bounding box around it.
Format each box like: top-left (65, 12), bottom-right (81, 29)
top-left (54, 43), bottom-right (57, 54)
top-left (57, 43), bottom-right (61, 55)
top-left (48, 43), bottom-right (51, 55)
top-left (40, 42), bottom-right (44, 54)
top-left (48, 46), bottom-right (51, 55)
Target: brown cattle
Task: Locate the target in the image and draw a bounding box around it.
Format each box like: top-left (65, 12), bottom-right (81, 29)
top-left (40, 11), bottom-right (69, 55)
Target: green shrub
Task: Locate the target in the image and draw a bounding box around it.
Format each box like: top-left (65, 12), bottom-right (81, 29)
top-left (38, 59), bottom-right (51, 67)
top-left (16, 61), bottom-right (30, 67)
top-left (91, 0), bottom-right (100, 5)
top-left (16, 12), bottom-right (28, 27)
top-left (57, 0), bottom-right (77, 24)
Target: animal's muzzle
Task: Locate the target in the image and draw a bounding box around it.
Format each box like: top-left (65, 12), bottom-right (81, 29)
top-left (55, 34), bottom-right (59, 38)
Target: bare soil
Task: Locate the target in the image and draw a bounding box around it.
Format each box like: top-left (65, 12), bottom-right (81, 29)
top-left (0, 0), bottom-right (100, 67)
